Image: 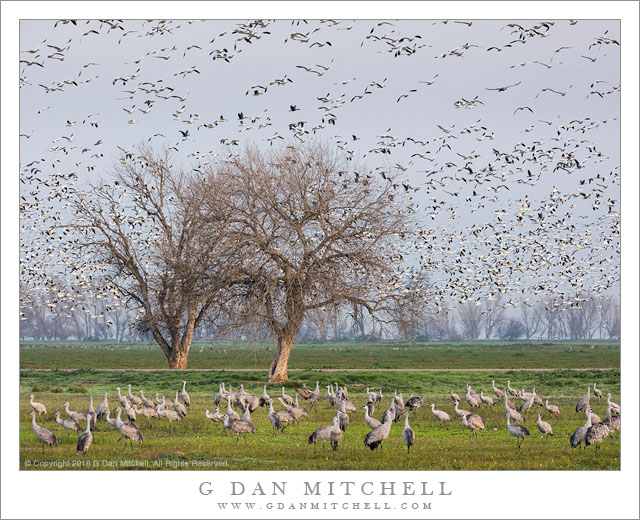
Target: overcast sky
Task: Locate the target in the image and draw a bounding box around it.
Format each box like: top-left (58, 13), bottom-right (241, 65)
top-left (19, 18), bottom-right (621, 305)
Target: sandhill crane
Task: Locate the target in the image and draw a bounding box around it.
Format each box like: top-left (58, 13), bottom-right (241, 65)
top-left (593, 382), bottom-right (603, 399)
top-left (570, 405), bottom-right (593, 449)
top-left (114, 408), bottom-right (143, 448)
top-left (364, 405), bottom-right (382, 429)
top-left (461, 413), bottom-right (485, 438)
top-left (545, 400), bottom-right (560, 417)
top-left (392, 391), bottom-right (405, 421)
top-left (364, 411), bottom-right (393, 451)
top-left (238, 392), bottom-right (260, 414)
top-left (104, 410), bottom-right (117, 428)
top-left (267, 399), bottom-right (293, 435)
top-left (181, 381), bottom-right (191, 407)
top-left (507, 380), bottom-right (519, 397)
top-left (366, 400), bottom-right (375, 416)
top-left (280, 387), bottom-right (294, 406)
top-left (466, 383), bottom-right (480, 400)
top-left (156, 405), bottom-right (181, 431)
top-left (519, 388), bottom-right (536, 414)
top-left (278, 396), bottom-right (309, 423)
top-left (124, 401), bottom-right (136, 422)
top-left (337, 401), bottom-right (350, 431)
top-left (465, 386), bottom-right (481, 408)
top-left (139, 390), bottom-right (155, 409)
top-left (29, 411), bottom-right (57, 452)
top-left (587, 406), bottom-right (601, 424)
top-left (375, 388), bottom-right (383, 402)
top-left (506, 410), bottom-right (530, 448)
top-left (536, 413), bottom-right (553, 440)
top-left (366, 387), bottom-right (377, 403)
top-left (454, 400), bottom-right (470, 420)
top-left (64, 401), bottom-right (86, 423)
top-left (55, 411), bottom-right (81, 435)
top-left (116, 387), bottom-right (131, 408)
top-left (296, 383), bottom-right (312, 400)
top-left (491, 380), bottom-right (505, 399)
top-left (174, 390), bottom-right (187, 418)
top-left (503, 392), bottom-right (525, 422)
top-left (382, 396), bottom-right (397, 424)
top-left (259, 385), bottom-right (271, 407)
top-left (308, 382), bottom-right (321, 411)
top-left (96, 390), bottom-right (109, 418)
top-left (576, 386), bottom-right (590, 413)
top-left (430, 403), bottom-right (451, 428)
top-left (133, 405), bottom-right (157, 428)
top-left (87, 396), bottom-right (97, 431)
top-left (479, 391), bottom-right (494, 406)
top-left (327, 385), bottom-right (336, 407)
top-left (205, 408), bottom-right (224, 427)
top-left (214, 383), bottom-right (225, 405)
top-left (330, 415), bottom-right (343, 451)
top-left (585, 421), bottom-right (609, 453)
top-left (405, 395), bottom-right (424, 412)
top-left (308, 423), bottom-right (333, 452)
top-left (402, 412), bottom-right (415, 453)
top-left (224, 397), bottom-right (240, 421)
top-left (155, 393), bottom-right (174, 408)
top-left (602, 401), bottom-right (621, 438)
top-left (450, 388), bottom-right (460, 403)
top-left (29, 394), bottom-right (47, 416)
top-left (502, 391), bottom-right (517, 411)
top-left (76, 414), bottom-right (93, 457)
top-left (127, 384), bottom-right (143, 406)
top-left (230, 409), bottom-right (257, 443)
top-left (607, 393), bottom-right (620, 414)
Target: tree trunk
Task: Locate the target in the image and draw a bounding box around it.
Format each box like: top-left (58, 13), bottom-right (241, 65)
top-left (268, 335), bottom-right (293, 382)
top-left (168, 345), bottom-right (189, 369)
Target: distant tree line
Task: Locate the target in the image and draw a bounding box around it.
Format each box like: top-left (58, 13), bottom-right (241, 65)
top-left (21, 282), bottom-right (620, 342)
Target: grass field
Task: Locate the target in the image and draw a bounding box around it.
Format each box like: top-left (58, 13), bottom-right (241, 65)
top-left (20, 365), bottom-right (620, 470)
top-left (19, 340), bottom-right (620, 370)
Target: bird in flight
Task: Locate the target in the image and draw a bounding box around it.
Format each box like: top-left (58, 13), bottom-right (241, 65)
top-left (513, 106), bottom-right (533, 115)
top-left (485, 81), bottom-right (522, 92)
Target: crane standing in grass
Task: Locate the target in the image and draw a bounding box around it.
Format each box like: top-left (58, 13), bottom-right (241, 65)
top-left (576, 386), bottom-right (591, 413)
top-left (174, 390), bottom-right (187, 418)
top-left (96, 390), bottom-right (109, 418)
top-left (308, 422), bottom-right (333, 452)
top-left (181, 381), bottom-right (191, 407)
top-left (364, 405), bottom-right (381, 429)
top-left (506, 410), bottom-right (530, 448)
top-left (330, 414), bottom-right (343, 452)
top-left (364, 410), bottom-right (393, 451)
top-left (570, 405), bottom-right (593, 450)
top-left (29, 394), bottom-right (47, 417)
top-left (536, 413), bottom-right (553, 440)
top-left (544, 400), bottom-right (560, 417)
top-left (402, 412), bottom-right (415, 454)
top-left (114, 408), bottom-right (143, 448)
top-left (29, 411), bottom-right (57, 452)
top-left (55, 411), bottom-right (81, 436)
top-left (76, 413), bottom-right (93, 457)
top-left (430, 403), bottom-right (451, 428)
top-left (461, 412), bottom-right (485, 438)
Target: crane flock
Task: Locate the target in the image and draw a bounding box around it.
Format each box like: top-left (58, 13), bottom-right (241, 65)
top-left (24, 379), bottom-right (620, 459)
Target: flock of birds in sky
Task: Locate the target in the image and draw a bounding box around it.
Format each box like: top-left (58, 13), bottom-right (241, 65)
top-left (27, 378), bottom-right (621, 457)
top-left (19, 19), bottom-right (620, 324)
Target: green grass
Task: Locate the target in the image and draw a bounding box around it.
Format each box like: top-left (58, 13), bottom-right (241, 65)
top-left (20, 368), bottom-right (620, 470)
top-left (19, 340), bottom-right (620, 370)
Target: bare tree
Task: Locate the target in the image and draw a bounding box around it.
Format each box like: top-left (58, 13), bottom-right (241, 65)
top-left (202, 143), bottom-right (412, 381)
top-left (457, 301), bottom-right (483, 340)
top-left (519, 303), bottom-right (542, 340)
top-left (481, 295), bottom-right (506, 340)
top-left (70, 146), bottom-right (237, 368)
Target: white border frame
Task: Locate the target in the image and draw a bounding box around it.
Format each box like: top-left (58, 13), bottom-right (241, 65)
top-left (2, 2), bottom-right (638, 519)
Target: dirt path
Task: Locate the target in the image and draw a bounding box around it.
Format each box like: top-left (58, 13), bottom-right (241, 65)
top-left (20, 367), bottom-right (617, 372)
